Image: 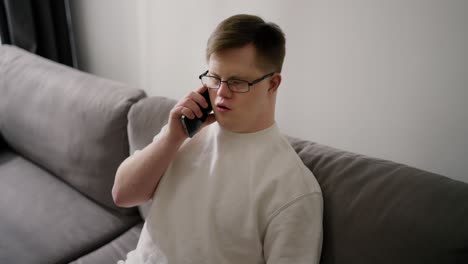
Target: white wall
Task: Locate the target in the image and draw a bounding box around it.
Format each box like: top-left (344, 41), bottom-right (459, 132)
top-left (69, 0), bottom-right (144, 89)
top-left (70, 0), bottom-right (468, 183)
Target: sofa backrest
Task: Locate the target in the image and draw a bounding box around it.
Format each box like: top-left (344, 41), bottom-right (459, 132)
top-left (0, 45), bottom-right (146, 214)
top-left (288, 137), bottom-right (468, 264)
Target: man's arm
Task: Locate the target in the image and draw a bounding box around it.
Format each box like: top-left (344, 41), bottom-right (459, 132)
top-left (263, 192), bottom-right (323, 264)
top-left (112, 86), bottom-right (215, 208)
top-left (112, 128), bottom-right (185, 208)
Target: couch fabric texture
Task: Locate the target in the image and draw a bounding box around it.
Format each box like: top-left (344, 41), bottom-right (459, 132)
top-left (288, 137), bottom-right (468, 263)
top-left (0, 45), bottom-right (145, 214)
top-left (1, 45), bottom-right (467, 264)
top-left (0, 46), bottom-right (143, 263)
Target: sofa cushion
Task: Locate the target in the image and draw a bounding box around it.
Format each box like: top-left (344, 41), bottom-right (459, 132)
top-left (288, 137), bottom-right (468, 264)
top-left (0, 45), bottom-right (146, 213)
top-left (127, 96), bottom-right (177, 218)
top-left (0, 151), bottom-right (141, 264)
top-left (70, 223), bottom-right (143, 264)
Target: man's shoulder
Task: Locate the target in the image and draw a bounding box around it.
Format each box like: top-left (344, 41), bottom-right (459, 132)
top-left (258, 135), bottom-right (322, 197)
top-left (268, 135), bottom-right (319, 184)
top-left (256, 138), bottom-right (322, 233)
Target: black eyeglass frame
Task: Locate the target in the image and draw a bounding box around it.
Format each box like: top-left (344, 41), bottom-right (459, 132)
top-left (198, 70), bottom-right (275, 93)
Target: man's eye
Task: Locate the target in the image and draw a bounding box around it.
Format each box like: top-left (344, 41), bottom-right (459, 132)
top-left (207, 77), bottom-right (220, 84)
top-left (229, 80), bottom-right (243, 86)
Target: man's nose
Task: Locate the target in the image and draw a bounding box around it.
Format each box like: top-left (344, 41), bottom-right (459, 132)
top-left (217, 81), bottom-right (232, 98)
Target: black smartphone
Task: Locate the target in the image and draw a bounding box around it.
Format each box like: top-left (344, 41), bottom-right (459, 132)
top-left (180, 89), bottom-right (212, 138)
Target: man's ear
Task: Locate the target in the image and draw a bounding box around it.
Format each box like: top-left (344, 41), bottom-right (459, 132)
top-left (268, 73), bottom-right (282, 93)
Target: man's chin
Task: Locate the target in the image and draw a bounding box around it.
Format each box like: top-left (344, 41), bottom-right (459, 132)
top-left (215, 116), bottom-right (240, 132)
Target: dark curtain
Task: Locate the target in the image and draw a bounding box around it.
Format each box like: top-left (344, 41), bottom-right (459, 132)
top-left (0, 0), bottom-right (76, 67)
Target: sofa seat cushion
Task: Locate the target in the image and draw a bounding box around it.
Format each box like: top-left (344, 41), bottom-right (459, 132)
top-left (0, 151), bottom-right (141, 264)
top-left (70, 223), bottom-right (143, 264)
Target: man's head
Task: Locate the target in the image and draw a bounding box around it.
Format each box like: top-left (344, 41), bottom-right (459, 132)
top-left (204, 14), bottom-right (286, 133)
top-left (206, 14), bottom-right (286, 73)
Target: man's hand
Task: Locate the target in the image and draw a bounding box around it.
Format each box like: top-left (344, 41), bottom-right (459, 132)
top-left (168, 86), bottom-right (216, 140)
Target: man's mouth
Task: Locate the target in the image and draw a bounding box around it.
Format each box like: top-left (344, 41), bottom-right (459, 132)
top-left (216, 103), bottom-right (231, 112)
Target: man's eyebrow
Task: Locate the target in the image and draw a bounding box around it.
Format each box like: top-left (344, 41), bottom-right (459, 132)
top-left (207, 71), bottom-right (220, 77)
top-left (208, 71), bottom-right (248, 80)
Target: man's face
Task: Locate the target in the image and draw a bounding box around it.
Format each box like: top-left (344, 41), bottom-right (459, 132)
top-left (207, 44), bottom-right (279, 133)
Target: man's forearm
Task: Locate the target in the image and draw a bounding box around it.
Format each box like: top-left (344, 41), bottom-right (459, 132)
top-left (112, 129), bottom-right (185, 208)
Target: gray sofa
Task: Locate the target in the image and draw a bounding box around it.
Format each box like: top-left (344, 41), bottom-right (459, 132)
top-left (0, 45), bottom-right (467, 264)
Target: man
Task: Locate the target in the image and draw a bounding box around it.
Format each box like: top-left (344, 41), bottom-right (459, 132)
top-left (113, 14), bottom-right (323, 264)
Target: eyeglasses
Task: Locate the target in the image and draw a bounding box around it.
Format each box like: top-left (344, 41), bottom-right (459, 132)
top-left (199, 70), bottom-right (275, 93)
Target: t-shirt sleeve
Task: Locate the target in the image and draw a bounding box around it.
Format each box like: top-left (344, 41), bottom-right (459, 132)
top-left (263, 192), bottom-right (323, 264)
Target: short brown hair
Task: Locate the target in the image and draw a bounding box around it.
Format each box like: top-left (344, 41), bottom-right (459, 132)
top-left (206, 14), bottom-right (286, 73)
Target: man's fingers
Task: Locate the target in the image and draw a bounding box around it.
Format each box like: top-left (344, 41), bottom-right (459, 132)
top-left (170, 85), bottom-right (212, 124)
top-left (189, 91), bottom-right (209, 109)
top-left (181, 107), bottom-right (195, 119)
top-left (195, 85), bottom-right (208, 94)
top-left (170, 105), bottom-right (183, 119)
top-left (181, 98), bottom-right (203, 118)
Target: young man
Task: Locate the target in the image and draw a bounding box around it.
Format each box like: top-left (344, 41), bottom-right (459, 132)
top-left (113, 14), bottom-right (323, 264)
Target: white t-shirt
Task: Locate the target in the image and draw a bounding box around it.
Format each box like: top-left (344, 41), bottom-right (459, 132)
top-left (120, 122), bottom-right (323, 264)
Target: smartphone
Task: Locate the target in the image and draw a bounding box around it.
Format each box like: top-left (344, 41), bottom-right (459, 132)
top-left (180, 89), bottom-right (212, 138)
